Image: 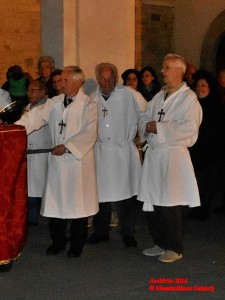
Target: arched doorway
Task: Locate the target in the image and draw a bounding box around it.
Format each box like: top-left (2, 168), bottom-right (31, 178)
top-left (200, 10), bottom-right (225, 75)
top-left (216, 33), bottom-right (225, 72)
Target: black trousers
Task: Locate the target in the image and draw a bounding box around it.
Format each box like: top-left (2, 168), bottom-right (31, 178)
top-left (195, 166), bottom-right (218, 211)
top-left (27, 196), bottom-right (41, 223)
top-left (49, 217), bottom-right (88, 250)
top-left (92, 196), bottom-right (136, 237)
top-left (145, 205), bottom-right (183, 254)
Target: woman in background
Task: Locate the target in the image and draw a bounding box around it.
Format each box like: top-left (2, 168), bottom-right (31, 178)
top-left (121, 68), bottom-right (142, 92)
top-left (140, 66), bottom-right (161, 102)
top-left (49, 69), bottom-right (63, 97)
top-left (188, 69), bottom-right (222, 220)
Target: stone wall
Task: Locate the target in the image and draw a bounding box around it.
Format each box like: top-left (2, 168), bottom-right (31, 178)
top-left (135, 0), bottom-right (142, 70)
top-left (174, 0), bottom-right (225, 71)
top-left (0, 0), bottom-right (41, 85)
top-left (136, 0), bottom-right (225, 77)
top-left (41, 0), bottom-right (136, 83)
top-left (1, 0), bottom-right (224, 87)
top-left (141, 3), bottom-right (174, 78)
top-left (135, 0), bottom-right (174, 81)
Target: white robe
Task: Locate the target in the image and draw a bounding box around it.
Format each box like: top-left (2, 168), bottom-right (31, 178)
top-left (91, 85), bottom-right (147, 203)
top-left (16, 89), bottom-right (99, 219)
top-left (26, 103), bottom-right (52, 197)
top-left (138, 83), bottom-right (202, 211)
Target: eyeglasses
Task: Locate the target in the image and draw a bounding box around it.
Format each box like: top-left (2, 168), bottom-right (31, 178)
top-left (27, 89), bottom-right (43, 94)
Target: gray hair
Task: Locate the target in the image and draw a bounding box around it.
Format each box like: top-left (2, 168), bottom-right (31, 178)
top-left (63, 66), bottom-right (85, 83)
top-left (164, 53), bottom-right (187, 74)
top-left (38, 56), bottom-right (55, 70)
top-left (95, 63), bottom-right (118, 81)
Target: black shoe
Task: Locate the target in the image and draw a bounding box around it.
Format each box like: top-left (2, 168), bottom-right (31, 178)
top-left (186, 208), bottom-right (210, 221)
top-left (123, 235), bottom-right (137, 248)
top-left (0, 262), bottom-right (13, 272)
top-left (28, 221), bottom-right (39, 226)
top-left (87, 233), bottom-right (109, 245)
top-left (197, 211), bottom-right (210, 221)
top-left (46, 243), bottom-right (66, 255)
top-left (213, 206), bottom-right (225, 215)
top-left (186, 210), bottom-right (199, 220)
top-left (67, 248), bottom-right (83, 258)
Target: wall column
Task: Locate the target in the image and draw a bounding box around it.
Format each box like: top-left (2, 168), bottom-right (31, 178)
top-left (41, 0), bottom-right (135, 81)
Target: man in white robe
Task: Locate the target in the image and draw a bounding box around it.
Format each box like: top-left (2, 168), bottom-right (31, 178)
top-left (88, 63), bottom-right (147, 247)
top-left (17, 66), bottom-right (98, 257)
top-left (26, 79), bottom-right (52, 225)
top-left (138, 54), bottom-right (202, 263)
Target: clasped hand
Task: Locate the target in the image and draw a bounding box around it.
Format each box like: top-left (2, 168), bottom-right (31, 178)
top-left (146, 121), bottom-right (157, 134)
top-left (52, 144), bottom-right (66, 156)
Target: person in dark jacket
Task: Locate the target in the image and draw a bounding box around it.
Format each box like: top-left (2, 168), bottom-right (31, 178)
top-left (213, 68), bottom-right (225, 214)
top-left (37, 56), bottom-right (55, 97)
top-left (139, 66), bottom-right (161, 102)
top-left (48, 69), bottom-right (63, 98)
top-left (188, 69), bottom-right (222, 220)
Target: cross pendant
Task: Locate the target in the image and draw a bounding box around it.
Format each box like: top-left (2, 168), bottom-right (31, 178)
top-left (102, 108), bottom-right (108, 117)
top-left (58, 120), bottom-right (66, 134)
top-left (158, 109), bottom-right (165, 122)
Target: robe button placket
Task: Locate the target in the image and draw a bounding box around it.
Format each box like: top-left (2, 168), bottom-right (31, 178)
top-left (106, 124), bottom-right (110, 140)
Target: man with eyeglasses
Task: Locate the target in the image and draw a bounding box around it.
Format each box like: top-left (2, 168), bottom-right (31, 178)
top-left (26, 79), bottom-right (52, 225)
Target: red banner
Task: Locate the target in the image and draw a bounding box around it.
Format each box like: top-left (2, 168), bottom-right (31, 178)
top-left (0, 125), bottom-right (27, 264)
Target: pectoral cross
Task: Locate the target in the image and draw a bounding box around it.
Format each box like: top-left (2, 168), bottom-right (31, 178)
top-left (102, 108), bottom-right (108, 117)
top-left (58, 120), bottom-right (66, 134)
top-left (158, 109), bottom-right (165, 122)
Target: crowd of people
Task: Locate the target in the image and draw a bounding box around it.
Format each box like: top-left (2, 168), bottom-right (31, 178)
top-left (1, 54), bottom-right (225, 272)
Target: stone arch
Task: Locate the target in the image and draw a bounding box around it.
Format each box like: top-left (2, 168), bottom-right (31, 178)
top-left (200, 10), bottom-right (225, 75)
top-left (215, 32), bottom-right (225, 72)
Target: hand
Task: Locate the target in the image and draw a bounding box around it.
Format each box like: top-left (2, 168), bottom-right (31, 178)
top-left (52, 144), bottom-right (66, 156)
top-left (134, 136), bottom-right (142, 148)
top-left (146, 121), bottom-right (157, 134)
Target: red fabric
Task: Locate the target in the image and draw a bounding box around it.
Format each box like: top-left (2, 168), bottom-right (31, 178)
top-left (0, 125), bottom-right (27, 264)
